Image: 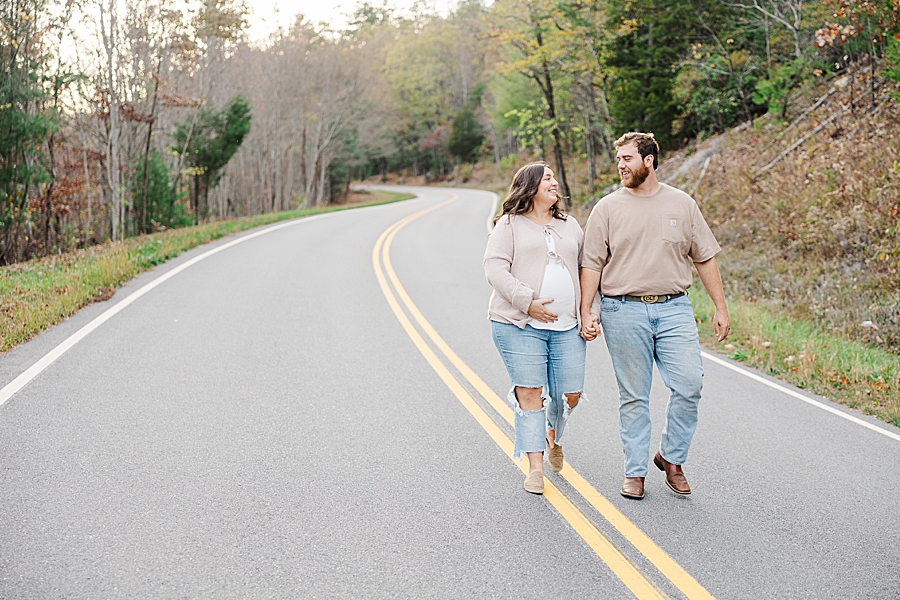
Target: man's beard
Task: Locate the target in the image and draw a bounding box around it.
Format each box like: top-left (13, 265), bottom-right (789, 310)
top-left (621, 162), bottom-right (649, 189)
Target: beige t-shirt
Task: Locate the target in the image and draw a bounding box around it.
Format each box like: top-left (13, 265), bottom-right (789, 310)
top-left (582, 183), bottom-right (720, 296)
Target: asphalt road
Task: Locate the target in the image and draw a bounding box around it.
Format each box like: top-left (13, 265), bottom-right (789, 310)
top-left (1, 187), bottom-right (898, 599)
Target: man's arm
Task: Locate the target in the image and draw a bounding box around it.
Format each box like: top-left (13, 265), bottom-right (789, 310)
top-left (694, 257), bottom-right (730, 342)
top-left (579, 267), bottom-right (602, 340)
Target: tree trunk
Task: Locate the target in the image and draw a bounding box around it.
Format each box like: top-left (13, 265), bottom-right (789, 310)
top-left (533, 27), bottom-right (570, 205)
top-left (541, 60), bottom-right (569, 205)
top-left (139, 54), bottom-right (163, 234)
top-left (82, 136), bottom-right (92, 245)
top-left (43, 131), bottom-right (56, 250)
top-left (99, 0), bottom-right (121, 241)
top-left (585, 112), bottom-right (596, 187)
top-left (641, 23), bottom-right (653, 129)
top-left (300, 125), bottom-right (307, 201)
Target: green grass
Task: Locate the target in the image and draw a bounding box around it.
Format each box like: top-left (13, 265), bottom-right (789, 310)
top-left (0, 191), bottom-right (414, 353)
top-left (691, 283), bottom-right (900, 427)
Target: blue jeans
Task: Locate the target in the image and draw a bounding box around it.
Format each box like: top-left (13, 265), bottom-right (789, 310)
top-left (491, 322), bottom-right (586, 459)
top-left (599, 296), bottom-right (703, 477)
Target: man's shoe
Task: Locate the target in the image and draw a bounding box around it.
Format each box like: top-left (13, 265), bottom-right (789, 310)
top-left (654, 452), bottom-right (691, 495)
top-left (524, 471), bottom-right (545, 494)
top-left (547, 441), bottom-right (564, 473)
top-left (620, 477), bottom-right (645, 499)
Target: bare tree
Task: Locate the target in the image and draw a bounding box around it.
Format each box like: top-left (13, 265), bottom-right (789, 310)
top-left (96, 0), bottom-right (124, 240)
top-left (724, 0), bottom-right (805, 58)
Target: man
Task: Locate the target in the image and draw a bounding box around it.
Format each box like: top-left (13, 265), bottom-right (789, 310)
top-left (579, 132), bottom-right (730, 500)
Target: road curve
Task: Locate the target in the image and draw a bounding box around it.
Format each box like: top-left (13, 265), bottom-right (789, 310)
top-left (1, 187), bottom-right (898, 599)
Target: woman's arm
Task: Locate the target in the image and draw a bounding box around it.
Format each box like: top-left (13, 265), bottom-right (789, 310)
top-left (483, 221), bottom-right (536, 314)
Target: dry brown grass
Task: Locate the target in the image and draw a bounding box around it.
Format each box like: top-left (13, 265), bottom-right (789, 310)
top-left (662, 73), bottom-right (900, 353)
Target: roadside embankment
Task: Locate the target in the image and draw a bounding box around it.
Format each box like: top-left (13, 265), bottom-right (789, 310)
top-left (0, 191), bottom-right (413, 354)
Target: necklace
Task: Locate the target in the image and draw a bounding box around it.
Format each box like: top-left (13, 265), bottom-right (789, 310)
top-left (524, 211), bottom-right (553, 226)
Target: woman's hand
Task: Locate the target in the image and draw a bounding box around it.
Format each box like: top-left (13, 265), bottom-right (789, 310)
top-left (580, 313), bottom-right (600, 341)
top-left (528, 298), bottom-right (558, 323)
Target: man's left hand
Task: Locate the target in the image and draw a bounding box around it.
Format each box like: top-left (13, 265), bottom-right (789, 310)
top-left (713, 310), bottom-right (731, 342)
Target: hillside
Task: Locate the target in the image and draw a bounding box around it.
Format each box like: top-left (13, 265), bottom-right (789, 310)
top-left (367, 70), bottom-right (900, 424)
top-left (661, 74), bottom-right (899, 353)
top-left (418, 71), bottom-right (899, 354)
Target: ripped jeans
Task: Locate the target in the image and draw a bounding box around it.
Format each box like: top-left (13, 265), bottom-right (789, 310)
top-left (491, 322), bottom-right (586, 459)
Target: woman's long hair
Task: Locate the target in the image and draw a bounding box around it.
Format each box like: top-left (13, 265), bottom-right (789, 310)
top-left (494, 161), bottom-right (567, 225)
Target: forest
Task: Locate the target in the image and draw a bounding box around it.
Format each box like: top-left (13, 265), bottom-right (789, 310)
top-left (3, 0), bottom-right (900, 338)
top-left (3, 0), bottom-right (900, 423)
top-left (4, 0), bottom-right (897, 254)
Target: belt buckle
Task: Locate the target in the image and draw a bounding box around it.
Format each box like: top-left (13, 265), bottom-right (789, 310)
top-left (640, 295), bottom-right (659, 304)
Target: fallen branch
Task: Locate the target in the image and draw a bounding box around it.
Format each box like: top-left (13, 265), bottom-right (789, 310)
top-left (690, 156), bottom-right (712, 196)
top-left (754, 110), bottom-right (842, 177)
top-left (773, 87), bottom-right (838, 142)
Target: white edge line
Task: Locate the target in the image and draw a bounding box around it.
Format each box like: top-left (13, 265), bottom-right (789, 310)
top-left (0, 213), bottom-right (334, 408)
top-left (701, 350), bottom-right (900, 442)
top-left (486, 192), bottom-right (499, 234)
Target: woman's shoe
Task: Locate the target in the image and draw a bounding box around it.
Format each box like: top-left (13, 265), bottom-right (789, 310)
top-left (547, 442), bottom-right (564, 472)
top-left (524, 471), bottom-right (545, 494)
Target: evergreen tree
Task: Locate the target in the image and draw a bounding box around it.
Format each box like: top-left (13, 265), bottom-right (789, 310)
top-left (604, 0), bottom-right (696, 147)
top-left (131, 150), bottom-right (191, 231)
top-left (448, 104), bottom-right (484, 162)
top-left (172, 95), bottom-right (251, 221)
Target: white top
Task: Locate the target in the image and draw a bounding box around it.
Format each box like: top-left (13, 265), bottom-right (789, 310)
top-left (529, 226), bottom-right (577, 331)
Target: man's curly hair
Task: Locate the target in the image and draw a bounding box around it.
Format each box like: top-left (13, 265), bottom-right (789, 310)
top-left (615, 132), bottom-right (659, 170)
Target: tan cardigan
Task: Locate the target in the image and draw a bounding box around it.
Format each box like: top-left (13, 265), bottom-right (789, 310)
top-left (483, 214), bottom-right (587, 329)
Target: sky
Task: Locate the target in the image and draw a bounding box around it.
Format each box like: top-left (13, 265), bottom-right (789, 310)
top-left (243, 0), bottom-right (454, 40)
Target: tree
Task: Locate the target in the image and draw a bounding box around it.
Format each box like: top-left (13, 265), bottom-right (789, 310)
top-left (816, 0), bottom-right (900, 89)
top-left (725, 0), bottom-right (807, 58)
top-left (0, 0), bottom-right (56, 264)
top-left (671, 0), bottom-right (763, 135)
top-left (489, 0), bottom-right (573, 202)
top-left (448, 104), bottom-right (485, 162)
top-left (603, 0), bottom-right (696, 148)
top-left (131, 149), bottom-right (190, 230)
top-left (382, 3), bottom-right (487, 177)
top-left (172, 94), bottom-right (251, 221)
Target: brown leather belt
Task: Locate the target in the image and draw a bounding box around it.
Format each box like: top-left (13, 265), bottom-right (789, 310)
top-left (603, 292), bottom-right (686, 304)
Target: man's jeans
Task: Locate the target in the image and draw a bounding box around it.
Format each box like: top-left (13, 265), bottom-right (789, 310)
top-left (600, 295), bottom-right (703, 477)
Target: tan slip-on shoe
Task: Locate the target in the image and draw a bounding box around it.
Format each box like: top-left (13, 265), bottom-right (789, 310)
top-left (654, 452), bottom-right (691, 495)
top-left (547, 442), bottom-right (564, 473)
top-left (524, 471), bottom-right (545, 494)
top-left (620, 477), bottom-right (645, 499)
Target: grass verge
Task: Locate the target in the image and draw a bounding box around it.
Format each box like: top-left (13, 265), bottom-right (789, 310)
top-left (0, 191), bottom-right (414, 353)
top-left (691, 283), bottom-right (900, 428)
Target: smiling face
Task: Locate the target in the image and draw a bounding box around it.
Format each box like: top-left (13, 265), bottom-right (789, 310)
top-left (533, 166), bottom-right (559, 208)
top-left (616, 143), bottom-right (652, 189)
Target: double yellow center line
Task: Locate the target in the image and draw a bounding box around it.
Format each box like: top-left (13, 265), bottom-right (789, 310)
top-left (372, 195), bottom-right (716, 600)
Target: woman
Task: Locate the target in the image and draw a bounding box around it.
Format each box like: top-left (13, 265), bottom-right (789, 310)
top-left (484, 162), bottom-right (599, 494)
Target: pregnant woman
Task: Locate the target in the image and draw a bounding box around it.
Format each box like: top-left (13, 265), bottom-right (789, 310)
top-left (484, 161), bottom-right (599, 494)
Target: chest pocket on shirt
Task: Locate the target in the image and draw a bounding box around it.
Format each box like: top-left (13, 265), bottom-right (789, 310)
top-left (661, 214), bottom-right (688, 245)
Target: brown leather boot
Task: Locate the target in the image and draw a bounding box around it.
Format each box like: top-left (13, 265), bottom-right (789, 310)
top-left (620, 477), bottom-right (645, 499)
top-left (654, 452), bottom-right (691, 495)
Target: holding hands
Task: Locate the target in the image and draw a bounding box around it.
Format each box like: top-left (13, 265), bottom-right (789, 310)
top-left (580, 312), bottom-right (600, 341)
